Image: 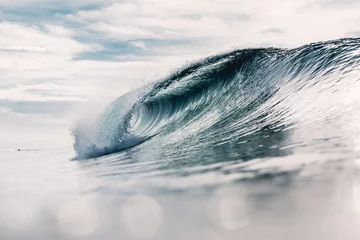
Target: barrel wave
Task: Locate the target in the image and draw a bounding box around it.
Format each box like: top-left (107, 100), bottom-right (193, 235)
top-left (72, 38), bottom-right (360, 161)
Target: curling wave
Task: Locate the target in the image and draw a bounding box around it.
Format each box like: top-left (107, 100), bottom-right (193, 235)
top-left (73, 38), bottom-right (360, 160)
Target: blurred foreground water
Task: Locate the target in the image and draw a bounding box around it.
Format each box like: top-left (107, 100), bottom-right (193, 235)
top-left (1, 149), bottom-right (360, 240)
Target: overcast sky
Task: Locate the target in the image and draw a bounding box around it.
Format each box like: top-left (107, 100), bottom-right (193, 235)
top-left (0, 0), bottom-right (359, 149)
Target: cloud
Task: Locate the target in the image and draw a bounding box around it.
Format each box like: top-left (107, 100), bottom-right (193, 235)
top-left (0, 20), bottom-right (168, 98)
top-left (65, 1), bottom-right (251, 42)
top-left (130, 41), bottom-right (148, 50)
top-left (0, 106), bottom-right (72, 149)
top-left (0, 83), bottom-right (96, 128)
top-left (0, 0), bottom-right (117, 7)
top-left (318, 0), bottom-right (360, 7)
top-left (0, 83), bottom-right (92, 125)
top-left (0, 83), bottom-right (95, 102)
top-left (261, 28), bottom-right (285, 34)
top-left (44, 24), bottom-right (74, 37)
top-left (347, 31), bottom-right (360, 37)
top-left (0, 22), bottom-right (101, 55)
top-left (0, 100), bottom-right (74, 116)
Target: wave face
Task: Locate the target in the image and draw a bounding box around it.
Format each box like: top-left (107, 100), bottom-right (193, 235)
top-left (73, 38), bottom-right (360, 160)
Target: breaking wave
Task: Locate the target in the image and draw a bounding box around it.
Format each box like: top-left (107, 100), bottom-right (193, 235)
top-left (72, 38), bottom-right (360, 160)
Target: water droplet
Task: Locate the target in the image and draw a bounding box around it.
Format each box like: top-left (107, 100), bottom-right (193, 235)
top-left (57, 197), bottom-right (99, 237)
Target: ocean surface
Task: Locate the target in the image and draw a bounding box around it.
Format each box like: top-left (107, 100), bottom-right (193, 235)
top-left (1, 38), bottom-right (360, 239)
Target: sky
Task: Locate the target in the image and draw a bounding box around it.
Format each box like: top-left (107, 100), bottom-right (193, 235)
top-left (0, 0), bottom-right (360, 149)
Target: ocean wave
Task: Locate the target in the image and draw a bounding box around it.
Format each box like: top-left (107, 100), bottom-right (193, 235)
top-left (72, 38), bottom-right (360, 160)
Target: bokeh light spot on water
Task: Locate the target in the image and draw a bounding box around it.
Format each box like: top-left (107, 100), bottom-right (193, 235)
top-left (0, 197), bottom-right (40, 230)
top-left (352, 178), bottom-right (360, 214)
top-left (208, 188), bottom-right (250, 231)
top-left (218, 194), bottom-right (249, 230)
top-left (56, 197), bottom-right (100, 237)
top-left (120, 194), bottom-right (163, 238)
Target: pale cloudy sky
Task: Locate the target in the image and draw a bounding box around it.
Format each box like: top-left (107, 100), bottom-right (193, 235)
top-left (0, 0), bottom-right (359, 149)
